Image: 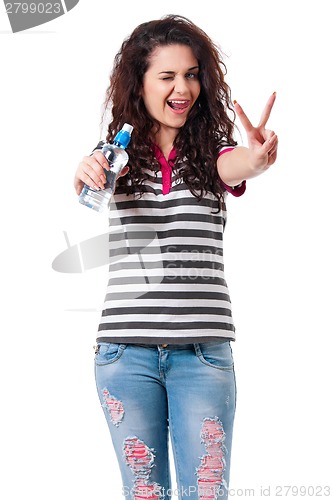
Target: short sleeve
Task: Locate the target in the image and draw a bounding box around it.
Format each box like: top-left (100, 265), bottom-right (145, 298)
top-left (218, 146), bottom-right (246, 197)
top-left (90, 140), bottom-right (106, 155)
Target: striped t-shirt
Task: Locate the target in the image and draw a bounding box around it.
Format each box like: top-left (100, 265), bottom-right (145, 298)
top-left (93, 142), bottom-right (246, 344)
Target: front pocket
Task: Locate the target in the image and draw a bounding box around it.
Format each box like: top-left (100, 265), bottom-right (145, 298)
top-left (195, 341), bottom-right (234, 371)
top-left (94, 342), bottom-right (127, 366)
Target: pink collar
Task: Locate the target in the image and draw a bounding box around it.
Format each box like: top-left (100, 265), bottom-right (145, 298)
top-left (152, 144), bottom-right (177, 195)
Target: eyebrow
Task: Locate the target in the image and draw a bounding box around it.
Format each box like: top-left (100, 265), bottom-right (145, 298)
top-left (158, 66), bottom-right (199, 75)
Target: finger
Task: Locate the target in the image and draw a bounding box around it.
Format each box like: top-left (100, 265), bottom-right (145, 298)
top-left (261, 133), bottom-right (278, 156)
top-left (78, 170), bottom-right (104, 191)
top-left (88, 155), bottom-right (109, 183)
top-left (264, 129), bottom-right (277, 142)
top-left (267, 148), bottom-right (278, 166)
top-left (74, 178), bottom-right (84, 196)
top-left (233, 100), bottom-right (254, 132)
top-left (269, 135), bottom-right (278, 153)
top-left (268, 146), bottom-right (278, 161)
top-left (92, 151), bottom-right (110, 171)
top-left (80, 156), bottom-right (107, 190)
top-left (258, 92), bottom-right (276, 128)
top-left (269, 142), bottom-right (278, 156)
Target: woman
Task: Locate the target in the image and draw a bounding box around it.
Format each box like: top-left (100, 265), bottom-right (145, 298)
top-left (74, 14), bottom-right (278, 500)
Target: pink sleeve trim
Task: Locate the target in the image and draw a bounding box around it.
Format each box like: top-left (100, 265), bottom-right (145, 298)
top-left (220, 179), bottom-right (246, 196)
top-left (218, 147), bottom-right (235, 157)
top-left (218, 146), bottom-right (246, 197)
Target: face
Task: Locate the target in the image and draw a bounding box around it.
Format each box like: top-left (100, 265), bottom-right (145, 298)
top-left (141, 44), bottom-right (201, 141)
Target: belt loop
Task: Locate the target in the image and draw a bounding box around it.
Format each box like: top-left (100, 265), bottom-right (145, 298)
top-left (193, 343), bottom-right (201, 355)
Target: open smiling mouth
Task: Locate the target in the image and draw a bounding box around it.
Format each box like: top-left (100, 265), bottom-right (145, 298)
top-left (167, 100), bottom-right (190, 111)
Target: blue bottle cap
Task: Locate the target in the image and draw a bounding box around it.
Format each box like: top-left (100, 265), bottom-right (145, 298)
top-left (114, 123), bottom-right (133, 148)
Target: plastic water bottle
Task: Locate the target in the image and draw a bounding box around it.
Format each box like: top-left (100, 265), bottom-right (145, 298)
top-left (79, 123), bottom-right (133, 212)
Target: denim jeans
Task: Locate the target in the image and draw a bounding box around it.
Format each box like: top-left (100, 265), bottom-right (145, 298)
top-left (94, 341), bottom-right (237, 500)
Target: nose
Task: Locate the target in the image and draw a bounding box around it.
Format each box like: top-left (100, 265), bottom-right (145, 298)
top-left (174, 76), bottom-right (189, 95)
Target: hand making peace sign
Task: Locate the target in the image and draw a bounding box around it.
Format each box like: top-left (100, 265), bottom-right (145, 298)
top-left (234, 92), bottom-right (278, 172)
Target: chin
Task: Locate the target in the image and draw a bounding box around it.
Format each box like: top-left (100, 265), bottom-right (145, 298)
top-left (169, 117), bottom-right (188, 129)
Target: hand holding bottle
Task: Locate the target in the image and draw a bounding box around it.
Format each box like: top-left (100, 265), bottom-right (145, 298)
top-left (74, 151), bottom-right (129, 195)
top-left (76, 124), bottom-right (133, 213)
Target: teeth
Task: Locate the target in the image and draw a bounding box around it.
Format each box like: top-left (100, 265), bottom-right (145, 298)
top-left (168, 100), bottom-right (187, 103)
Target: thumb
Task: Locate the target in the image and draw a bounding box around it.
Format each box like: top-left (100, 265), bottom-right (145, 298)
top-left (119, 166), bottom-right (130, 177)
top-left (260, 133), bottom-right (278, 156)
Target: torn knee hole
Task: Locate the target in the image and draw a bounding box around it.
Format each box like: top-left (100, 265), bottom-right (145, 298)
top-left (102, 388), bottom-right (124, 427)
top-left (123, 436), bottom-right (161, 499)
top-left (196, 417), bottom-right (227, 499)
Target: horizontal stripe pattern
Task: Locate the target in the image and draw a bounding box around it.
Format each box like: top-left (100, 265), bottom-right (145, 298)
top-left (94, 145), bottom-right (239, 343)
top-left (96, 335), bottom-right (232, 344)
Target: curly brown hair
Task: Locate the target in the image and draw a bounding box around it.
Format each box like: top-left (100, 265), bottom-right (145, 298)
top-left (101, 14), bottom-right (236, 210)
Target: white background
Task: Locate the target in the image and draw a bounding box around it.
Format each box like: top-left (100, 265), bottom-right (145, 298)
top-left (1, 1), bottom-right (331, 499)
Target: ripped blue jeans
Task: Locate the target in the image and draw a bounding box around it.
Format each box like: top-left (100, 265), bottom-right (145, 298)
top-left (94, 341), bottom-right (237, 500)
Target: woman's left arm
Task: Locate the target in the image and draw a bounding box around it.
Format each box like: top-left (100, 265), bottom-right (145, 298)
top-left (217, 92), bottom-right (278, 186)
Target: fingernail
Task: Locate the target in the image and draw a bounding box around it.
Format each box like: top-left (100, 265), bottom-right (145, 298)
top-left (94, 185), bottom-right (100, 191)
top-left (273, 91), bottom-right (277, 96)
top-left (233, 100), bottom-right (237, 105)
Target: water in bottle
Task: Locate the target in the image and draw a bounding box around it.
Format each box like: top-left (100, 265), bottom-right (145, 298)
top-left (79, 123), bottom-right (133, 212)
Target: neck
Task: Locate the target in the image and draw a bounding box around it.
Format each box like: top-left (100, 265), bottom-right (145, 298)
top-left (153, 126), bottom-right (178, 159)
